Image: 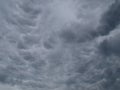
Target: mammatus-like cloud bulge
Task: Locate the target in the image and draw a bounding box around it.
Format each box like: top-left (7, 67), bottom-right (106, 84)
top-left (0, 0), bottom-right (120, 90)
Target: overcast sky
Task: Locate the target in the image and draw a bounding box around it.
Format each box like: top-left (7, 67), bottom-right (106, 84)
top-left (0, 0), bottom-right (120, 90)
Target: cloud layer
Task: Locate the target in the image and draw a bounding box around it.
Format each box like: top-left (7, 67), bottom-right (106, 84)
top-left (0, 0), bottom-right (120, 90)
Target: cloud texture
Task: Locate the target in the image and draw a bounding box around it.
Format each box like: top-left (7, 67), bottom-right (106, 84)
top-left (0, 0), bottom-right (120, 90)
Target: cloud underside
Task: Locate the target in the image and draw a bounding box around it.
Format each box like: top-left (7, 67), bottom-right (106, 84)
top-left (0, 0), bottom-right (120, 90)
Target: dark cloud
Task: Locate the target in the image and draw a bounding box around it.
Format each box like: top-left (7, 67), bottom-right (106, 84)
top-left (1, 0), bottom-right (120, 90)
top-left (59, 29), bottom-right (76, 43)
top-left (99, 31), bottom-right (120, 55)
top-left (0, 73), bottom-right (8, 84)
top-left (59, 23), bottom-right (95, 44)
top-left (97, 0), bottom-right (120, 36)
top-left (98, 0), bottom-right (120, 56)
top-left (102, 67), bottom-right (120, 90)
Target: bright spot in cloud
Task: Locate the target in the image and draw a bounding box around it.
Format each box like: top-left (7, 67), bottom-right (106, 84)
top-left (50, 0), bottom-right (78, 23)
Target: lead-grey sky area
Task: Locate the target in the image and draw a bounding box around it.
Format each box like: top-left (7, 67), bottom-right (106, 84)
top-left (0, 0), bottom-right (120, 90)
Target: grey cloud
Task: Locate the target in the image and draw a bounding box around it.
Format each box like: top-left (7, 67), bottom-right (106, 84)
top-left (99, 29), bottom-right (120, 55)
top-left (97, 0), bottom-right (120, 36)
top-left (0, 73), bottom-right (8, 84)
top-left (59, 23), bottom-right (95, 44)
top-left (0, 0), bottom-right (120, 90)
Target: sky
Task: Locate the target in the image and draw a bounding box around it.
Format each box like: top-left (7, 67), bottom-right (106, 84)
top-left (0, 0), bottom-right (120, 90)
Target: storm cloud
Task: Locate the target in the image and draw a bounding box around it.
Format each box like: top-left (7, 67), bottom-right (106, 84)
top-left (0, 0), bottom-right (120, 90)
top-left (98, 0), bottom-right (120, 36)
